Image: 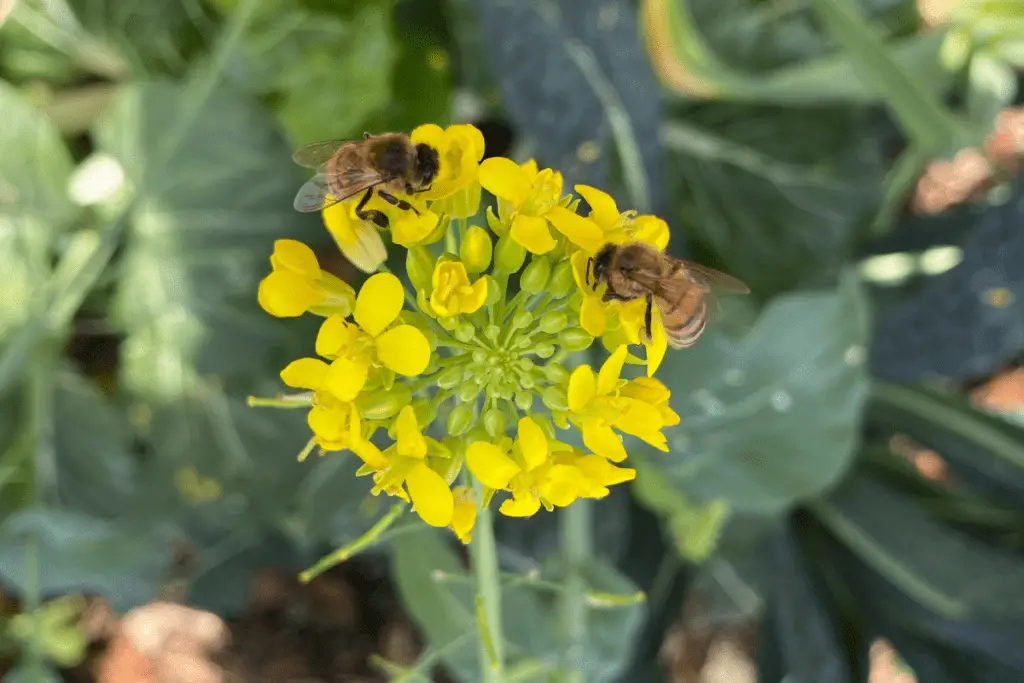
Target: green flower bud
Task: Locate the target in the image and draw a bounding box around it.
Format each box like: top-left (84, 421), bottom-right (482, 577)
top-left (520, 256), bottom-right (551, 294)
top-left (512, 310), bottom-right (533, 329)
top-left (455, 322), bottom-right (475, 343)
top-left (516, 358), bottom-right (535, 373)
top-left (512, 336), bottom-right (532, 350)
top-left (458, 381), bottom-right (480, 403)
top-left (494, 233), bottom-right (526, 273)
top-left (549, 259), bottom-right (575, 298)
top-left (406, 246), bottom-right (435, 292)
top-left (448, 404), bottom-right (476, 436)
top-left (438, 315), bottom-right (457, 331)
top-left (498, 384), bottom-right (516, 401)
top-left (517, 372), bottom-right (535, 389)
top-left (514, 391), bottom-right (534, 412)
top-left (483, 408), bottom-right (505, 438)
top-left (460, 225), bottom-right (493, 273)
top-left (544, 363), bottom-right (569, 384)
top-left (355, 385), bottom-right (411, 420)
top-left (533, 342), bottom-right (556, 358)
top-left (484, 325), bottom-right (500, 343)
top-left (539, 311), bottom-right (568, 334)
top-left (436, 365), bottom-right (465, 389)
top-left (559, 327), bottom-right (594, 352)
top-left (412, 398), bottom-right (438, 427)
top-left (485, 275), bottom-right (503, 305)
top-left (541, 386), bottom-right (568, 412)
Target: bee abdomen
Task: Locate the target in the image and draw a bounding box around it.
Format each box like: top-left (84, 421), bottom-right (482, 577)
top-left (663, 301), bottom-right (707, 349)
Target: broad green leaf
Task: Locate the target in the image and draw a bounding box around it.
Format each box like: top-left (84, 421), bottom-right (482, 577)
top-left (471, 0), bottom-right (663, 213)
top-left (808, 0), bottom-right (976, 158)
top-left (93, 79), bottom-right (310, 397)
top-left (215, 0), bottom-right (397, 145)
top-left (0, 507), bottom-right (173, 612)
top-left (810, 471), bottom-right (1024, 619)
top-left (636, 271), bottom-right (869, 514)
top-left (664, 106), bottom-right (884, 296)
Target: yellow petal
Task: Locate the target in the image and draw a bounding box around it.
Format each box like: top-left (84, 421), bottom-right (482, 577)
top-left (570, 250), bottom-right (590, 290)
top-left (576, 454), bottom-right (636, 487)
top-left (538, 464), bottom-right (581, 507)
top-left (567, 365), bottom-right (597, 413)
top-left (645, 310), bottom-right (668, 377)
top-left (510, 213), bottom-right (556, 254)
top-left (410, 123), bottom-right (445, 147)
top-left (322, 202), bottom-right (358, 246)
top-left (598, 344), bottom-right (628, 396)
top-left (406, 463), bottom-right (454, 527)
top-left (516, 417), bottom-right (548, 471)
top-left (307, 403), bottom-right (350, 448)
top-left (579, 295), bottom-right (607, 337)
top-left (333, 220), bottom-right (388, 274)
top-left (480, 157), bottom-right (530, 206)
top-left (633, 215), bottom-right (670, 251)
top-left (271, 239), bottom-right (321, 278)
top-left (391, 210), bottom-right (440, 246)
top-left (574, 185), bottom-right (620, 229)
top-left (449, 123), bottom-right (486, 161)
top-left (450, 495), bottom-right (477, 544)
top-left (316, 315), bottom-right (358, 357)
top-left (582, 419), bottom-right (628, 462)
top-left (395, 405), bottom-right (427, 459)
top-left (545, 205), bottom-right (604, 254)
top-left (499, 491), bottom-right (541, 517)
top-left (355, 272), bottom-right (404, 337)
top-left (466, 442), bottom-right (520, 490)
top-left (376, 325), bottom-right (430, 376)
top-left (462, 277), bottom-right (488, 314)
top-left (257, 271), bottom-right (318, 318)
top-left (280, 358), bottom-right (328, 390)
top-left (324, 357), bottom-right (369, 401)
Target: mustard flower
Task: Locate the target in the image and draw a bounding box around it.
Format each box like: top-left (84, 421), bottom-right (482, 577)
top-left (574, 184), bottom-right (670, 252)
top-left (479, 158), bottom-right (603, 255)
top-left (321, 198), bottom-right (389, 274)
top-left (411, 123), bottom-right (485, 218)
top-left (429, 260), bottom-right (488, 317)
top-left (257, 239), bottom-right (355, 318)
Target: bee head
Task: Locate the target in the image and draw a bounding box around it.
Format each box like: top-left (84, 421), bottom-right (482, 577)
top-left (415, 143), bottom-right (440, 185)
top-left (592, 243), bottom-right (616, 283)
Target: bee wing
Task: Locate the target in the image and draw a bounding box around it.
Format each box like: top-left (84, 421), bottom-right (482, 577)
top-left (292, 167), bottom-right (391, 213)
top-left (681, 261), bottom-right (750, 294)
top-left (292, 139), bottom-right (351, 169)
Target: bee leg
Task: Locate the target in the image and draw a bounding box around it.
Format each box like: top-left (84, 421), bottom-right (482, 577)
top-left (585, 258), bottom-right (593, 288)
top-left (355, 187), bottom-right (390, 228)
top-left (601, 290), bottom-right (629, 303)
top-left (644, 292), bottom-right (653, 342)
top-left (378, 190), bottom-right (421, 216)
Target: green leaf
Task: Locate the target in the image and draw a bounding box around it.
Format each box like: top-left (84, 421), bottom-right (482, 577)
top-left (637, 271), bottom-right (869, 514)
top-left (664, 106), bottom-right (884, 296)
top-left (810, 471), bottom-right (1024, 620)
top-left (0, 507), bottom-right (173, 612)
top-left (808, 0), bottom-right (976, 158)
top-left (217, 0), bottom-right (397, 144)
top-left (92, 79), bottom-right (309, 397)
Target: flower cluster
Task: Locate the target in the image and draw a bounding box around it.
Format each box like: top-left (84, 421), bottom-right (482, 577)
top-left (255, 123), bottom-right (680, 543)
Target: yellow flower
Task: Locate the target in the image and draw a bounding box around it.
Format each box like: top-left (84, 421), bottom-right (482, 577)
top-left (278, 357), bottom-right (364, 452)
top-left (351, 406), bottom-right (455, 528)
top-left (574, 185), bottom-right (670, 252)
top-left (429, 260), bottom-right (488, 317)
top-left (411, 123), bottom-right (485, 218)
top-left (479, 158), bottom-right (603, 255)
top-left (257, 239), bottom-right (355, 317)
top-left (450, 485), bottom-right (477, 544)
top-left (314, 273), bottom-right (431, 400)
top-left (322, 199), bottom-right (389, 274)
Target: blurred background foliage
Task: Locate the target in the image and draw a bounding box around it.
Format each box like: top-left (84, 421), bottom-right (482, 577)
top-left (0, 0), bottom-right (1023, 681)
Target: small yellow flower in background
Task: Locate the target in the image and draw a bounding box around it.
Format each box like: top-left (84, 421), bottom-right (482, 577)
top-left (322, 199), bottom-right (389, 274)
top-left (314, 273), bottom-right (431, 400)
top-left (574, 184), bottom-right (670, 252)
top-left (412, 123), bottom-right (485, 218)
top-left (257, 239), bottom-right (355, 317)
top-left (479, 158), bottom-right (603, 255)
top-left (429, 260), bottom-right (488, 317)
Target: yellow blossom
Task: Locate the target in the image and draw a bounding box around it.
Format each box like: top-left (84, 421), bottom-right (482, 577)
top-left (574, 185), bottom-right (670, 252)
top-left (351, 406), bottom-right (455, 528)
top-left (314, 273), bottom-right (431, 400)
top-left (429, 260), bottom-right (488, 317)
top-left (411, 123), bottom-right (485, 218)
top-left (322, 199), bottom-right (389, 274)
top-left (450, 485), bottom-right (477, 544)
top-left (257, 239), bottom-right (355, 317)
top-left (479, 158), bottom-right (603, 255)
top-left (278, 357), bottom-right (364, 452)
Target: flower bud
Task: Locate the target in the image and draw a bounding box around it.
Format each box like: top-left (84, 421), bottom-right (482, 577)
top-left (520, 256), bottom-right (551, 294)
top-left (447, 403), bottom-right (476, 436)
top-left (485, 276), bottom-right (503, 305)
top-left (436, 365), bottom-right (465, 389)
top-left (455, 322), bottom-right (475, 343)
top-left (484, 325), bottom-right (500, 344)
top-left (538, 311), bottom-right (567, 335)
top-left (412, 398), bottom-right (437, 426)
top-left (533, 342), bottom-right (556, 358)
top-left (512, 310), bottom-right (533, 330)
top-left (460, 225), bottom-right (493, 273)
top-left (541, 386), bottom-right (568, 412)
top-left (517, 372), bottom-right (535, 389)
top-left (458, 380), bottom-right (480, 403)
top-left (558, 327), bottom-right (594, 351)
top-left (494, 233), bottom-right (526, 273)
top-left (514, 391), bottom-right (534, 412)
top-left (483, 408), bottom-right (505, 438)
top-left (544, 363), bottom-right (569, 384)
top-left (356, 384), bottom-right (411, 420)
top-left (548, 259), bottom-right (575, 298)
top-left (406, 246), bottom-right (435, 292)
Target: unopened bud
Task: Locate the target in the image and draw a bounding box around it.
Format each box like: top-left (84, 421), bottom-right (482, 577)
top-left (458, 381), bottom-right (481, 403)
top-left (356, 385), bottom-right (411, 420)
top-left (512, 310), bottom-right (533, 329)
top-left (483, 408), bottom-right (506, 438)
top-left (549, 259), bottom-right (575, 298)
top-left (436, 365), bottom-right (465, 389)
top-left (541, 386), bottom-right (568, 412)
top-left (494, 233), bottom-right (526, 273)
top-left (533, 342), bottom-right (556, 358)
top-left (538, 311), bottom-right (567, 334)
top-left (447, 404), bottom-right (476, 436)
top-left (559, 327), bottom-right (594, 351)
top-left (514, 391), bottom-right (534, 412)
top-left (406, 246), bottom-right (435, 292)
top-left (544, 363), bottom-right (569, 384)
top-left (520, 256), bottom-right (551, 293)
top-left (460, 225), bottom-right (493, 273)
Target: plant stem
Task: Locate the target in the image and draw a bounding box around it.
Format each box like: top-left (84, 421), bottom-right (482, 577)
top-left (562, 500), bottom-right (592, 683)
top-left (469, 474), bottom-right (505, 683)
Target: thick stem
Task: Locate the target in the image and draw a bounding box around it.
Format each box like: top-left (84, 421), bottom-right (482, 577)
top-left (561, 499), bottom-right (592, 683)
top-left (470, 475), bottom-right (505, 683)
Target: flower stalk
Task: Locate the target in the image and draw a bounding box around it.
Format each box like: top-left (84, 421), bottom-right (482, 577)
top-left (470, 473), bottom-right (505, 683)
top-left (561, 499), bottom-right (592, 683)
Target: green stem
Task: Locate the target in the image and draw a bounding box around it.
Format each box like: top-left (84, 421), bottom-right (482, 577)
top-left (446, 218), bottom-right (459, 255)
top-left (469, 473), bottom-right (505, 683)
top-left (561, 500), bottom-right (592, 683)
top-left (299, 503), bottom-right (406, 583)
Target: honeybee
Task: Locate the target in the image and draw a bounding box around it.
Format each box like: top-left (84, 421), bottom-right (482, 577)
top-left (587, 242), bottom-right (750, 348)
top-left (292, 132), bottom-right (440, 225)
